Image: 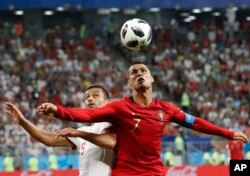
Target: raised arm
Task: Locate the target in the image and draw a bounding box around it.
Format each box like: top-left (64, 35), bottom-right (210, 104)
top-left (5, 102), bottom-right (74, 148)
top-left (37, 102), bottom-right (115, 123)
top-left (171, 107), bottom-right (248, 143)
top-left (54, 127), bottom-right (116, 149)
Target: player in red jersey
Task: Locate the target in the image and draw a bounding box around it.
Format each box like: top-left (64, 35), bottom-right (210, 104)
top-left (227, 140), bottom-right (244, 160)
top-left (37, 62), bottom-right (248, 176)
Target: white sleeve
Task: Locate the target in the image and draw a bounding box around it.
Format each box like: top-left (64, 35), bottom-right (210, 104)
top-left (92, 122), bottom-right (112, 133)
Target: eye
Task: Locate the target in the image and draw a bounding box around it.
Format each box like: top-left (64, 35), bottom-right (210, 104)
top-left (131, 70), bottom-right (137, 75)
top-left (83, 95), bottom-right (88, 101)
top-left (93, 93), bottom-right (99, 98)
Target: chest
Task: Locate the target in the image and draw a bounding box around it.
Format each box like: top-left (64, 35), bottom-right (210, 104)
top-left (79, 139), bottom-right (104, 157)
top-left (78, 123), bottom-right (110, 155)
top-left (114, 103), bottom-right (172, 135)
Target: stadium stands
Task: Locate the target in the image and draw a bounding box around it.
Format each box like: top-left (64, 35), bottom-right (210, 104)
top-left (0, 1), bottom-right (250, 170)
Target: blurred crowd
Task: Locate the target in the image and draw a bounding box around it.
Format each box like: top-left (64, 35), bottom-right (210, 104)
top-left (149, 18), bottom-right (250, 136)
top-left (0, 13), bottom-right (250, 167)
top-left (0, 19), bottom-right (131, 157)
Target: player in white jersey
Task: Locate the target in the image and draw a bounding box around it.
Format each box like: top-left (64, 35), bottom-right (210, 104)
top-left (68, 123), bottom-right (114, 175)
top-left (5, 85), bottom-right (116, 176)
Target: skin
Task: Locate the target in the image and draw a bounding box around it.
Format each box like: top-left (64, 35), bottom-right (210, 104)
top-left (5, 87), bottom-right (116, 149)
top-left (128, 64), bottom-right (248, 143)
top-left (37, 63), bottom-right (249, 144)
top-left (127, 63), bottom-right (154, 106)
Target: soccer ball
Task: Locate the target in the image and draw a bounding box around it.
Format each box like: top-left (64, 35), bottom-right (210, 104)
top-left (120, 18), bottom-right (152, 51)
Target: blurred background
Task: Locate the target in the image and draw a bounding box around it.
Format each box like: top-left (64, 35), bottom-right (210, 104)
top-left (0, 0), bottom-right (250, 175)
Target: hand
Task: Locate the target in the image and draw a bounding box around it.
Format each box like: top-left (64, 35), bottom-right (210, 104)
top-left (5, 102), bottom-right (25, 123)
top-left (233, 131), bottom-right (249, 144)
top-left (54, 128), bottom-right (79, 139)
top-left (37, 103), bottom-right (57, 116)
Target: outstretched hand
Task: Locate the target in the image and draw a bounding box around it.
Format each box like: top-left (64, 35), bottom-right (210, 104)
top-left (5, 102), bottom-right (24, 124)
top-left (54, 128), bottom-right (80, 139)
top-left (37, 103), bottom-right (57, 116)
top-left (233, 131), bottom-right (249, 144)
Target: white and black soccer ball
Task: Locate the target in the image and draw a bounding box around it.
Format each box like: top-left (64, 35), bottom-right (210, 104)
top-left (120, 18), bottom-right (152, 51)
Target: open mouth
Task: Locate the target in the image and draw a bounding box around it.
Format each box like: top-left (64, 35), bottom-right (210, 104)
top-left (137, 77), bottom-right (145, 83)
top-left (87, 103), bottom-right (96, 108)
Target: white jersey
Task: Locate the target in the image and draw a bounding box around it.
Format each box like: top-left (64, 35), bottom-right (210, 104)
top-left (68, 122), bottom-right (114, 176)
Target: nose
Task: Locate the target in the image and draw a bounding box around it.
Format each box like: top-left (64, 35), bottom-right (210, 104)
top-left (86, 96), bottom-right (93, 102)
top-left (137, 70), bottom-right (143, 77)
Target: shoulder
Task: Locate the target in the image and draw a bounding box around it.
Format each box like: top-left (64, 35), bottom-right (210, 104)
top-left (77, 126), bottom-right (91, 132)
top-left (93, 122), bottom-right (112, 130)
top-left (154, 99), bottom-right (183, 115)
top-left (107, 97), bottom-right (128, 106)
top-left (155, 98), bottom-right (178, 109)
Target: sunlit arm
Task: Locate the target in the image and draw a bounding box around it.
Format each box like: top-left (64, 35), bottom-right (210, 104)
top-left (55, 127), bottom-right (116, 149)
top-left (76, 131), bottom-right (116, 149)
top-left (19, 117), bottom-right (73, 148)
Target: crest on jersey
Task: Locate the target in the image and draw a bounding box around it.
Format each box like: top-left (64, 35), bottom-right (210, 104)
top-left (157, 110), bottom-right (164, 122)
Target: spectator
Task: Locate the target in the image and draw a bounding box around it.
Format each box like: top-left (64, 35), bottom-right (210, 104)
top-left (203, 152), bottom-right (213, 165)
top-left (211, 147), bottom-right (227, 165)
top-left (174, 133), bottom-right (185, 155)
top-left (49, 154), bottom-right (58, 170)
top-left (164, 148), bottom-right (174, 166)
top-left (180, 91), bottom-right (190, 113)
top-left (245, 151), bottom-right (250, 159)
top-left (28, 155), bottom-right (39, 171)
top-left (3, 153), bottom-right (14, 171)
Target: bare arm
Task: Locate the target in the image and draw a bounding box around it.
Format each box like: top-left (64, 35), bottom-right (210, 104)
top-left (55, 128), bottom-right (116, 149)
top-left (5, 102), bottom-right (73, 148)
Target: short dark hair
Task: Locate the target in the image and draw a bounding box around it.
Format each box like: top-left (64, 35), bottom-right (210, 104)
top-left (128, 62), bottom-right (151, 77)
top-left (130, 61), bottom-right (147, 67)
top-left (85, 85), bottom-right (110, 99)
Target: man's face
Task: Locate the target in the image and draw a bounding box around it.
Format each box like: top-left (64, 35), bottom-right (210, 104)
top-left (84, 88), bottom-right (108, 108)
top-left (127, 63), bottom-right (154, 91)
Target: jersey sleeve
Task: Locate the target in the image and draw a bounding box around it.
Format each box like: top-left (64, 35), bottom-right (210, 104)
top-left (170, 104), bottom-right (234, 140)
top-left (56, 104), bottom-right (115, 123)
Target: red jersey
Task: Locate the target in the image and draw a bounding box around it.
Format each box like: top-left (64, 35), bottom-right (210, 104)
top-left (56, 97), bottom-right (234, 176)
top-left (227, 140), bottom-right (244, 160)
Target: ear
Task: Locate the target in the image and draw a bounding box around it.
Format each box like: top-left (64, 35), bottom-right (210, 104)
top-left (105, 99), bottom-right (109, 104)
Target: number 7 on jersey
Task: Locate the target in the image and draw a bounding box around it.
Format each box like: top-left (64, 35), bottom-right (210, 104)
top-left (132, 118), bottom-right (141, 132)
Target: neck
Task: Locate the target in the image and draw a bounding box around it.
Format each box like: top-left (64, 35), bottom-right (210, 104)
top-left (132, 87), bottom-right (153, 106)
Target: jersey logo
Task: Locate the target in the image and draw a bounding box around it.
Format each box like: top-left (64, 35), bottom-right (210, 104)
top-left (185, 113), bottom-right (195, 126)
top-left (157, 110), bottom-right (164, 123)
